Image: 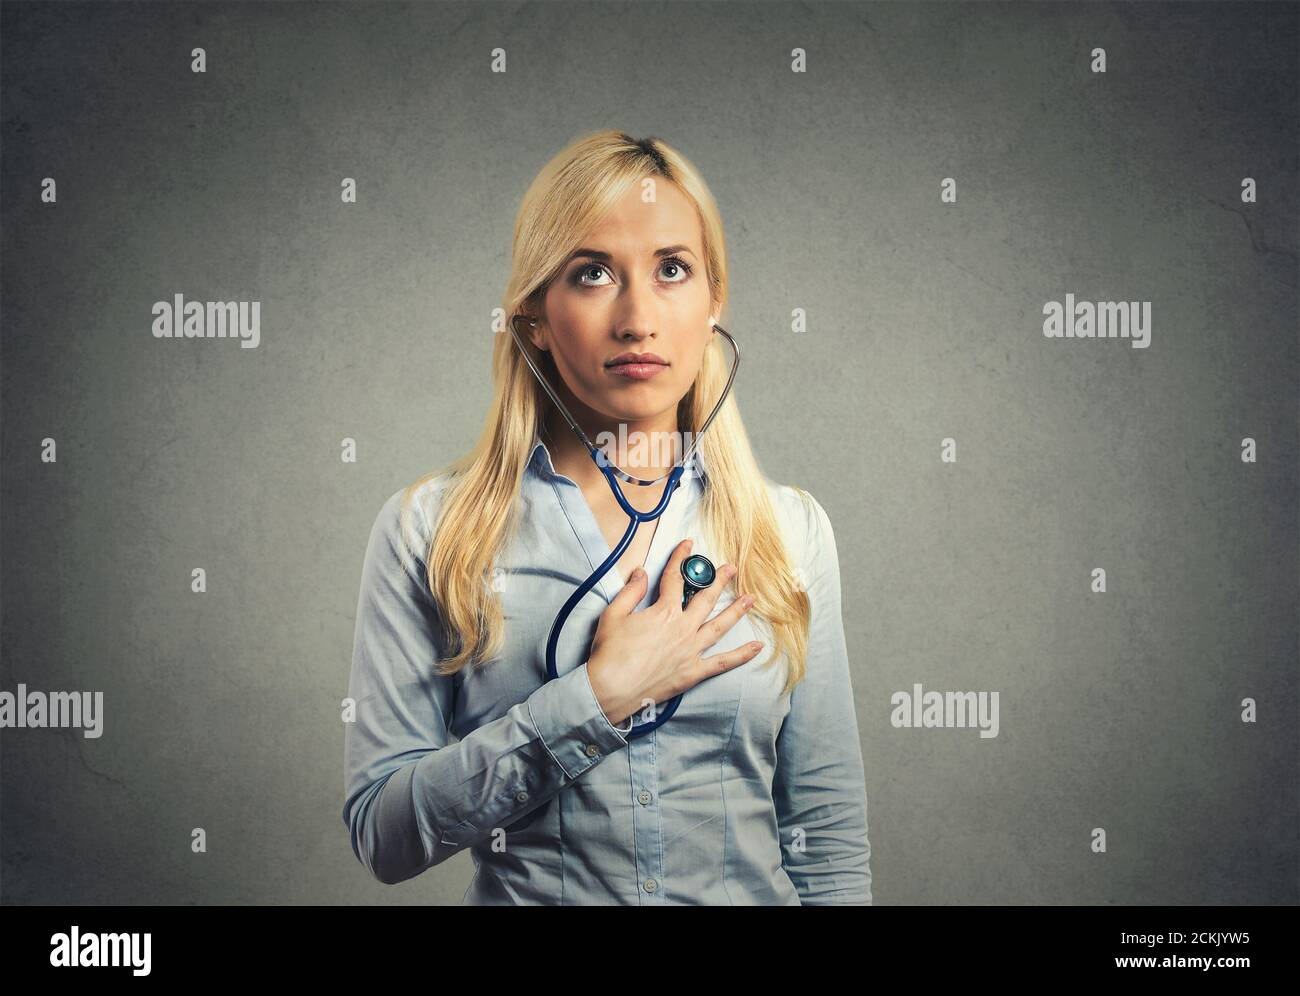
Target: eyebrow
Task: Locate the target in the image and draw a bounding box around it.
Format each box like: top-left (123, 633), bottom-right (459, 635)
top-left (565, 244), bottom-right (697, 263)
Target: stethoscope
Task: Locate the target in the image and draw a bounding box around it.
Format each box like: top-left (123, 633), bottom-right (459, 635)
top-left (508, 314), bottom-right (741, 737)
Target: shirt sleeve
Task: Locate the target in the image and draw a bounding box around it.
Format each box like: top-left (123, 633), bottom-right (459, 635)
top-left (342, 486), bottom-right (633, 886)
top-left (772, 490), bottom-right (874, 905)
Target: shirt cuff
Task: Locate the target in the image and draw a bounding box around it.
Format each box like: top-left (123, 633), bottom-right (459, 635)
top-left (527, 660), bottom-right (631, 780)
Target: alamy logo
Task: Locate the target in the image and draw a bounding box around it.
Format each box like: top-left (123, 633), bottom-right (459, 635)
top-left (0, 684), bottom-right (103, 738)
top-left (1042, 293), bottom-right (1151, 349)
top-left (593, 426), bottom-right (698, 472)
top-left (49, 926), bottom-right (151, 975)
top-left (890, 683), bottom-right (1000, 738)
top-left (151, 294), bottom-right (261, 348)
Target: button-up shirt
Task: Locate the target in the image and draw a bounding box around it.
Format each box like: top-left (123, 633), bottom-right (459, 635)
top-left (342, 436), bottom-right (872, 904)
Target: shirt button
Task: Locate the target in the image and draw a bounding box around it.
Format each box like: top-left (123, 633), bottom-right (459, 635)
top-left (515, 790), bottom-right (529, 803)
top-left (584, 744), bottom-right (600, 758)
top-left (643, 878), bottom-right (658, 894)
top-left (637, 790), bottom-right (652, 805)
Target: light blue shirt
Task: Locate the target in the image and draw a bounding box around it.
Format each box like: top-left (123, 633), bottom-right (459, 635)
top-left (342, 436), bottom-right (872, 904)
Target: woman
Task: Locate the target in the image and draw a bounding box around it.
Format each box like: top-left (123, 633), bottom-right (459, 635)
top-left (342, 131), bottom-right (872, 905)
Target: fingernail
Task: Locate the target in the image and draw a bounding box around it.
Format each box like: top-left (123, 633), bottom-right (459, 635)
top-left (750, 641), bottom-right (763, 651)
top-left (742, 594), bottom-right (755, 608)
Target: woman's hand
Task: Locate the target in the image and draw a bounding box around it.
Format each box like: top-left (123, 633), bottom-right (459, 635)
top-left (586, 538), bottom-right (761, 727)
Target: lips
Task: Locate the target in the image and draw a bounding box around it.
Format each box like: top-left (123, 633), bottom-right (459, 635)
top-left (606, 352), bottom-right (668, 367)
top-left (605, 351), bottom-right (669, 381)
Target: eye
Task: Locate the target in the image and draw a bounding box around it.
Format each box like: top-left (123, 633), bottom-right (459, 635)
top-left (573, 263), bottom-right (611, 287)
top-left (659, 256), bottom-right (695, 282)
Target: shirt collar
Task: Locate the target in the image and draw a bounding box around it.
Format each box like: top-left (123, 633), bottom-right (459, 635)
top-left (526, 432), bottom-right (710, 486)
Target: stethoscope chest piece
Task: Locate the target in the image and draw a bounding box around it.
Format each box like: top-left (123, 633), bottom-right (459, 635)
top-left (681, 554), bottom-right (716, 609)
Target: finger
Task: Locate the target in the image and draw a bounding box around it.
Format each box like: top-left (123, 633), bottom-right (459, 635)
top-left (695, 591), bottom-right (756, 652)
top-left (691, 640), bottom-right (764, 685)
top-left (683, 562), bottom-right (737, 626)
top-left (655, 538), bottom-right (694, 610)
top-left (608, 565), bottom-right (649, 616)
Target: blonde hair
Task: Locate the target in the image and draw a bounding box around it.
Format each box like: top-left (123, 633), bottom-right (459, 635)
top-left (401, 130), bottom-right (811, 695)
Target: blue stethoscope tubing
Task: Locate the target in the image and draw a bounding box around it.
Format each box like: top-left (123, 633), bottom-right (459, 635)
top-left (508, 315), bottom-right (741, 738)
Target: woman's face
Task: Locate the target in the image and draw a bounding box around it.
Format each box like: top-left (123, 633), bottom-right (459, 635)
top-left (531, 180), bottom-right (717, 426)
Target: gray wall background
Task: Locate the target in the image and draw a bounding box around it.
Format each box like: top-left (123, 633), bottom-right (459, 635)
top-left (1, 0), bottom-right (1295, 905)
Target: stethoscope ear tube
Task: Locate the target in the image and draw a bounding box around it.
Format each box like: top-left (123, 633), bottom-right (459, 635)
top-left (510, 313), bottom-right (740, 738)
top-left (541, 464), bottom-right (688, 737)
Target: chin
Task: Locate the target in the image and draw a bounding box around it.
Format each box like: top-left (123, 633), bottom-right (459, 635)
top-left (584, 384), bottom-right (670, 416)
top-left (595, 399), bottom-right (665, 422)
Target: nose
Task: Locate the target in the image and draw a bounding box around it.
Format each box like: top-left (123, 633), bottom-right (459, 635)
top-left (613, 279), bottom-right (660, 342)
top-left (617, 323), bottom-right (655, 342)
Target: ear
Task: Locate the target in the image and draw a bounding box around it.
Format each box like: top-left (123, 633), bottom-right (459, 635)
top-left (709, 295), bottom-right (724, 328)
top-left (518, 315), bottom-right (548, 352)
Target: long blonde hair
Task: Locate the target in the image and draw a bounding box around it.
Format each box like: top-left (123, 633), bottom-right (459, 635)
top-left (401, 130), bottom-right (811, 695)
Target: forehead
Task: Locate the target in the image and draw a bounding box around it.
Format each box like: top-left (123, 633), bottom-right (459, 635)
top-left (581, 179), bottom-right (702, 254)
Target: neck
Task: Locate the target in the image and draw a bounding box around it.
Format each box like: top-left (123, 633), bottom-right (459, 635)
top-left (541, 398), bottom-right (680, 495)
